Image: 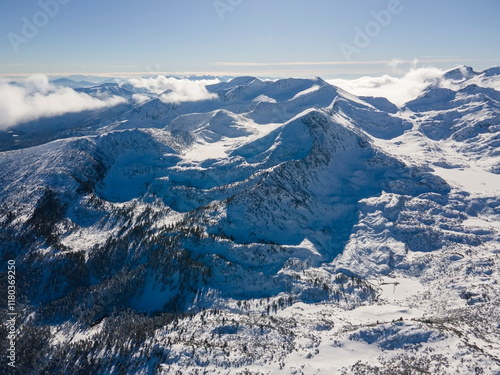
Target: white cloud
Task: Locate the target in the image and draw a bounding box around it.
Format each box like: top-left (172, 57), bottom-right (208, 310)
top-left (129, 76), bottom-right (219, 104)
top-left (0, 74), bottom-right (126, 129)
top-left (328, 67), bottom-right (445, 107)
top-left (132, 93), bottom-right (151, 105)
top-left (387, 58), bottom-right (405, 69)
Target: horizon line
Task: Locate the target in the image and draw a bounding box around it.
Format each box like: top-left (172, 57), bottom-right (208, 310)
top-left (0, 60), bottom-right (499, 80)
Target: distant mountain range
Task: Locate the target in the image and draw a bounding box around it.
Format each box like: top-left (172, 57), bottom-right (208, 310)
top-left (51, 78), bottom-right (99, 88)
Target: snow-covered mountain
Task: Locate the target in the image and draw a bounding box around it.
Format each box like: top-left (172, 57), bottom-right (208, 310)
top-left (1, 67), bottom-right (499, 374)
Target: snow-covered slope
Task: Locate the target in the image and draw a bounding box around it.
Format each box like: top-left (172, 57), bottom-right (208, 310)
top-left (1, 68), bottom-right (499, 374)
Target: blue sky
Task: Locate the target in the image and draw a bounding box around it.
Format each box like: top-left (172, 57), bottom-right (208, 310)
top-left (1, 0), bottom-right (499, 78)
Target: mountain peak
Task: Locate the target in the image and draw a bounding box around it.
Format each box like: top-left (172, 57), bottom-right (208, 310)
top-left (443, 65), bottom-right (477, 81)
top-left (481, 66), bottom-right (500, 77)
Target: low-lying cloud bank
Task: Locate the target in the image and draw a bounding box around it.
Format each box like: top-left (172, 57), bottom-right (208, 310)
top-left (0, 75), bottom-right (126, 130)
top-left (328, 67), bottom-right (445, 107)
top-left (329, 65), bottom-right (500, 107)
top-left (128, 76), bottom-right (219, 104)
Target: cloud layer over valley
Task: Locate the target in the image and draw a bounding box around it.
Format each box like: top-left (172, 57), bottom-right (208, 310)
top-left (0, 75), bottom-right (127, 129)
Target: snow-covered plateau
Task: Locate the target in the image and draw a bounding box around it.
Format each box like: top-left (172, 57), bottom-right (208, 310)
top-left (0, 66), bottom-right (499, 374)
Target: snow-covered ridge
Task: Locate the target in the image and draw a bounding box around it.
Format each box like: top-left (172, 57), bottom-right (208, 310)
top-left (1, 67), bottom-right (500, 374)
